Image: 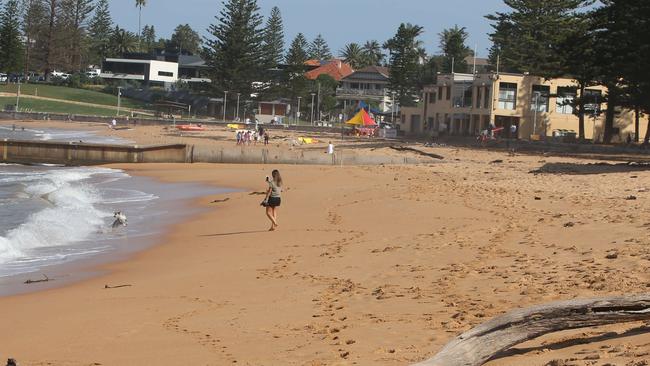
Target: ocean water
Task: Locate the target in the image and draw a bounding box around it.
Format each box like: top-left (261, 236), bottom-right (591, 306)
top-left (0, 126), bottom-right (223, 294)
top-left (0, 124), bottom-right (130, 144)
top-left (0, 165), bottom-right (216, 281)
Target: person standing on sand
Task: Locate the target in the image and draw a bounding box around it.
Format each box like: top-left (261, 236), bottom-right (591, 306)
top-left (264, 132), bottom-right (269, 145)
top-left (262, 170), bottom-right (282, 231)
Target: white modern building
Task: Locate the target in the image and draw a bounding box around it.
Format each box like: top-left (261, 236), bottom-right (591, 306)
top-left (101, 58), bottom-right (178, 85)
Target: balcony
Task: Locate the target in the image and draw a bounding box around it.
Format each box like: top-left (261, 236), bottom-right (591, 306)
top-left (336, 87), bottom-right (387, 98)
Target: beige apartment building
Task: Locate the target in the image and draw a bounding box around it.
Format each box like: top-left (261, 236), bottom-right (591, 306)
top-left (400, 72), bottom-right (644, 142)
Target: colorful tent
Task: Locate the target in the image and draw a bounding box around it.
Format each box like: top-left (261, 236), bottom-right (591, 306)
top-left (345, 108), bottom-right (377, 126)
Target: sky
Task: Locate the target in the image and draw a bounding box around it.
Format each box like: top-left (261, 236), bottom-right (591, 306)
top-left (109, 0), bottom-right (509, 58)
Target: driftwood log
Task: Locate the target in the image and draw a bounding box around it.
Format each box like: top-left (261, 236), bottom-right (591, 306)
top-left (389, 146), bottom-right (444, 160)
top-left (24, 274), bottom-right (52, 284)
top-left (413, 294), bottom-right (650, 366)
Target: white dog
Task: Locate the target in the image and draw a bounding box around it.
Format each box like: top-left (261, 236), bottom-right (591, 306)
top-left (112, 211), bottom-right (128, 228)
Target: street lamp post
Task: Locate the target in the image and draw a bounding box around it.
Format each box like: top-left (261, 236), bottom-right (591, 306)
top-left (296, 97), bottom-right (302, 125)
top-left (116, 86), bottom-right (122, 116)
top-left (236, 93), bottom-right (241, 121)
top-left (16, 80), bottom-right (21, 111)
top-left (310, 93), bottom-right (316, 126)
top-left (223, 90), bottom-right (228, 122)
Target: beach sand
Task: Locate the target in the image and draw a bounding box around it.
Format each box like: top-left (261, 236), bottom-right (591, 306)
top-left (0, 121), bottom-right (649, 365)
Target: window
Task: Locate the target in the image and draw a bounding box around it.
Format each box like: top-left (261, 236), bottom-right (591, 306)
top-left (429, 92), bottom-right (436, 104)
top-left (498, 82), bottom-right (517, 110)
top-left (584, 89), bottom-right (602, 115)
top-left (446, 86), bottom-right (451, 100)
top-left (476, 87), bottom-right (482, 108)
top-left (452, 83), bottom-right (473, 108)
top-left (556, 86), bottom-right (576, 114)
top-left (531, 85), bottom-right (550, 112)
top-left (427, 117), bottom-right (434, 130)
top-left (351, 83), bottom-right (359, 89)
top-left (158, 71), bottom-right (174, 77)
top-left (438, 86), bottom-right (443, 100)
top-left (484, 86), bottom-right (490, 109)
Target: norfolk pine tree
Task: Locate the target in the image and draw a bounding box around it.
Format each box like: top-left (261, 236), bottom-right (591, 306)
top-left (204, 0), bottom-right (265, 98)
top-left (88, 0), bottom-right (113, 64)
top-left (308, 34), bottom-right (332, 61)
top-left (0, 0), bottom-right (24, 73)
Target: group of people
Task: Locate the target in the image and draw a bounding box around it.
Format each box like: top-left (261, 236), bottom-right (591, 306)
top-left (236, 127), bottom-right (270, 146)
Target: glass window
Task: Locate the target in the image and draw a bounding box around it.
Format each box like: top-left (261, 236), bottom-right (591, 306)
top-left (498, 82), bottom-right (517, 110)
top-left (531, 85), bottom-right (550, 112)
top-left (484, 86), bottom-right (490, 109)
top-left (158, 71), bottom-right (174, 77)
top-left (351, 83), bottom-right (359, 89)
top-left (446, 86), bottom-right (451, 100)
top-left (429, 92), bottom-right (436, 104)
top-left (556, 86), bottom-right (576, 114)
top-left (438, 86), bottom-right (443, 100)
top-left (476, 86), bottom-right (482, 108)
top-left (584, 89), bottom-right (602, 115)
top-left (452, 83), bottom-right (473, 108)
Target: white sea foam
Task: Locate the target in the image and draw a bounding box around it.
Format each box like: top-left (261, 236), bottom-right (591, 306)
top-left (0, 168), bottom-right (111, 264)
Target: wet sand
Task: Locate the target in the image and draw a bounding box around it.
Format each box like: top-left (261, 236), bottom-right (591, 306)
top-left (0, 121), bottom-right (649, 365)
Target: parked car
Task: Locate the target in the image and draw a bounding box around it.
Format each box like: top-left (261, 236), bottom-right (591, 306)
top-left (0, 73), bottom-right (7, 82)
top-left (51, 71), bottom-right (70, 80)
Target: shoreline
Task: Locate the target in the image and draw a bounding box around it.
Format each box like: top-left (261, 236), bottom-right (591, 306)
top-left (0, 166), bottom-right (232, 297)
top-left (0, 142), bottom-right (648, 364)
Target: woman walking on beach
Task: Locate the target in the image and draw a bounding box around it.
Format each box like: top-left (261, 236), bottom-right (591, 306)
top-left (263, 170), bottom-right (282, 231)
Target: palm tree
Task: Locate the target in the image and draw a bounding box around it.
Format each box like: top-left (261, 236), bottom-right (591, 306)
top-left (111, 27), bottom-right (138, 56)
top-left (340, 43), bottom-right (364, 69)
top-left (362, 40), bottom-right (384, 66)
top-left (135, 0), bottom-right (146, 50)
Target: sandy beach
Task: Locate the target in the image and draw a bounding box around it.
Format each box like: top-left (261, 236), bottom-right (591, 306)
top-left (0, 121), bottom-right (649, 365)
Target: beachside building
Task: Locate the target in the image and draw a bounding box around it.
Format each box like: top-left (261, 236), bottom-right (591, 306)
top-left (101, 53), bottom-right (211, 87)
top-left (305, 59), bottom-right (354, 82)
top-left (399, 72), bottom-right (645, 142)
top-left (336, 66), bottom-right (395, 114)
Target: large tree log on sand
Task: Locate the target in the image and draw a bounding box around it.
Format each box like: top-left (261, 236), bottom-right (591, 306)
top-left (413, 294), bottom-right (650, 366)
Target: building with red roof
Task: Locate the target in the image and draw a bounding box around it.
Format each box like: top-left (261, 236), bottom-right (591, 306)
top-left (304, 59), bottom-right (354, 81)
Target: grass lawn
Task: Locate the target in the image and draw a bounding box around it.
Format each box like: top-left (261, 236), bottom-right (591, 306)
top-left (0, 97), bottom-right (122, 117)
top-left (0, 84), bottom-right (148, 110)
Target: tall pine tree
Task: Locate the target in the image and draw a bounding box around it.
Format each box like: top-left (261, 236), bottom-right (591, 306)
top-left (284, 33), bottom-right (309, 110)
top-left (261, 6), bottom-right (284, 68)
top-left (0, 0), bottom-right (24, 73)
top-left (60, 0), bottom-right (93, 72)
top-left (308, 34), bottom-right (331, 61)
top-left (486, 0), bottom-right (592, 77)
top-left (204, 0), bottom-right (265, 98)
top-left (556, 8), bottom-right (599, 141)
top-left (384, 23), bottom-right (424, 106)
top-left (88, 0), bottom-right (113, 65)
top-left (22, 0), bottom-right (47, 76)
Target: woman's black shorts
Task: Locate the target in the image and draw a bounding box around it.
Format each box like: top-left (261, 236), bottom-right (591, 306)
top-left (268, 197), bottom-right (281, 207)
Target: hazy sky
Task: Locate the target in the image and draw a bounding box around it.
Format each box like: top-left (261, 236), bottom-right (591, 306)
top-left (109, 0), bottom-right (508, 58)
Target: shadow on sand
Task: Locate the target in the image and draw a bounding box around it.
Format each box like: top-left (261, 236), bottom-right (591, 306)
top-left (490, 325), bottom-right (650, 361)
top-left (200, 230), bottom-right (268, 237)
top-left (530, 162), bottom-right (650, 175)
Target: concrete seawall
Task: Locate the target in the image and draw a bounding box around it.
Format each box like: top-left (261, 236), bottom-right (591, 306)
top-left (1, 139), bottom-right (189, 165)
top-left (0, 139), bottom-right (433, 166)
top-left (191, 146), bottom-right (430, 165)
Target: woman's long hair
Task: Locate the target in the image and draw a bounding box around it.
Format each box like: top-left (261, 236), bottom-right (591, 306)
top-left (272, 169), bottom-right (282, 187)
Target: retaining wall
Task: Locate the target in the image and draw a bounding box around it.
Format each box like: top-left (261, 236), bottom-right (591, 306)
top-left (192, 146), bottom-right (429, 165)
top-left (0, 139), bottom-right (430, 166)
top-left (1, 139), bottom-right (189, 165)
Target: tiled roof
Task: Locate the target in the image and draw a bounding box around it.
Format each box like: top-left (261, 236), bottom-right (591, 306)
top-left (305, 60), bottom-right (354, 81)
top-left (342, 65), bottom-right (390, 82)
